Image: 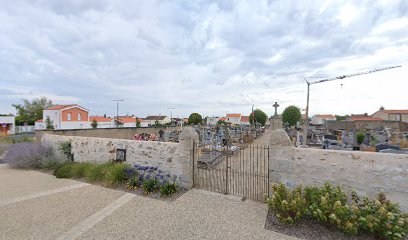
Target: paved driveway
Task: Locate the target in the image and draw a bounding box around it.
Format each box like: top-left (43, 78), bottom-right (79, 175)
top-left (0, 164), bottom-right (295, 240)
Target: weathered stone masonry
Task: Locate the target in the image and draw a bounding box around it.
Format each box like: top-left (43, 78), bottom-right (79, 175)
top-left (41, 127), bottom-right (198, 188)
top-left (268, 129), bottom-right (408, 211)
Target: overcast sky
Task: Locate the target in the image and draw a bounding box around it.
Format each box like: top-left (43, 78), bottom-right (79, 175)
top-left (1, 0), bottom-right (407, 118)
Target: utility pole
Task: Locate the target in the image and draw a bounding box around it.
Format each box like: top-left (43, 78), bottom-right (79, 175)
top-left (168, 107), bottom-right (175, 125)
top-left (113, 99), bottom-right (124, 128)
top-left (303, 65), bottom-right (401, 146)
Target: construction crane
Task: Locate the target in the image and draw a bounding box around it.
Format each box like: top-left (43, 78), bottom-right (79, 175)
top-left (303, 65), bottom-right (402, 146)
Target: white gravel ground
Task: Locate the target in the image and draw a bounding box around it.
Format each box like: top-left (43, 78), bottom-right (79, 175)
top-left (0, 164), bottom-right (296, 240)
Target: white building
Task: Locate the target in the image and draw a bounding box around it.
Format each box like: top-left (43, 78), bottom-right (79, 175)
top-left (89, 116), bottom-right (114, 128)
top-left (226, 113), bottom-right (242, 125)
top-left (240, 116), bottom-right (250, 125)
top-left (36, 104), bottom-right (91, 130)
top-left (143, 116), bottom-right (170, 126)
top-left (0, 115), bottom-right (15, 135)
top-left (310, 114), bottom-right (336, 125)
top-left (206, 116), bottom-right (219, 125)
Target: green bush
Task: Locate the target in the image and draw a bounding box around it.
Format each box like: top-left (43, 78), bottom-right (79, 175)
top-left (84, 162), bottom-right (114, 182)
top-left (266, 183), bottom-right (306, 224)
top-left (266, 182), bottom-right (408, 239)
top-left (142, 179), bottom-right (160, 194)
top-left (127, 176), bottom-right (140, 190)
top-left (105, 163), bottom-right (130, 186)
top-left (357, 132), bottom-right (365, 145)
top-left (71, 163), bottom-right (93, 178)
top-left (54, 163), bottom-right (74, 178)
top-left (160, 182), bottom-right (178, 197)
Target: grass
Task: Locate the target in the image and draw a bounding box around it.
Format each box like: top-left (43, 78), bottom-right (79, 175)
top-left (0, 135), bottom-right (34, 144)
top-left (54, 162), bottom-right (131, 186)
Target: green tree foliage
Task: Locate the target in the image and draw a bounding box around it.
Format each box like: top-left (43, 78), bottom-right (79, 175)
top-left (45, 116), bottom-right (54, 130)
top-left (91, 119), bottom-right (98, 129)
top-left (12, 97), bottom-right (53, 125)
top-left (188, 113), bottom-right (202, 125)
top-left (357, 132), bottom-right (365, 145)
top-left (282, 106), bottom-right (301, 126)
top-left (136, 117), bottom-right (141, 128)
top-left (217, 120), bottom-right (226, 125)
top-left (249, 109), bottom-right (268, 126)
top-left (335, 115), bottom-right (349, 121)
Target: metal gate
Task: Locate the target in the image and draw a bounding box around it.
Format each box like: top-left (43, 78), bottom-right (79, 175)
top-left (192, 141), bottom-right (270, 201)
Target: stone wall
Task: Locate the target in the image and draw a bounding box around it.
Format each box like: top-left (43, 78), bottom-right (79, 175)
top-left (36, 126), bottom-right (183, 142)
top-left (41, 127), bottom-right (198, 188)
top-left (326, 120), bottom-right (408, 131)
top-left (268, 129), bottom-right (408, 210)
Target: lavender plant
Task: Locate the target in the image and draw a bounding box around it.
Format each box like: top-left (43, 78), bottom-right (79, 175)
top-left (2, 142), bottom-right (56, 169)
top-left (125, 163), bottom-right (179, 196)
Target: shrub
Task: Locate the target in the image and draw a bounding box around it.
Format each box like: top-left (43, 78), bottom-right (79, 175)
top-left (84, 162), bottom-right (114, 182)
top-left (71, 163), bottom-right (93, 178)
top-left (127, 176), bottom-right (140, 190)
top-left (3, 142), bottom-right (55, 169)
top-left (160, 182), bottom-right (178, 197)
top-left (105, 163), bottom-right (130, 186)
top-left (142, 179), bottom-right (160, 194)
top-left (54, 163), bottom-right (74, 178)
top-left (266, 183), bottom-right (306, 224)
top-left (266, 182), bottom-right (408, 239)
top-left (357, 132), bottom-right (365, 145)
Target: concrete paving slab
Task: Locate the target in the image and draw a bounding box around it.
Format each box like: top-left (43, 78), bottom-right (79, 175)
top-left (78, 189), bottom-right (296, 240)
top-left (0, 185), bottom-right (124, 240)
top-left (0, 164), bottom-right (79, 202)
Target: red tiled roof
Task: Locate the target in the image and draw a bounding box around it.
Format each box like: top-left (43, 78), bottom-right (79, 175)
top-left (240, 116), bottom-right (250, 122)
top-left (117, 117), bottom-right (137, 123)
top-left (351, 117), bottom-right (384, 121)
top-left (36, 119), bottom-right (43, 122)
top-left (145, 116), bottom-right (166, 120)
top-left (226, 113), bottom-right (241, 118)
top-left (46, 104), bottom-right (89, 111)
top-left (381, 110), bottom-right (408, 114)
top-left (219, 117), bottom-right (227, 121)
top-left (46, 105), bottom-right (74, 110)
top-left (89, 116), bottom-right (112, 122)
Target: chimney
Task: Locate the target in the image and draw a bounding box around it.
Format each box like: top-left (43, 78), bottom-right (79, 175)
top-left (380, 106), bottom-right (385, 111)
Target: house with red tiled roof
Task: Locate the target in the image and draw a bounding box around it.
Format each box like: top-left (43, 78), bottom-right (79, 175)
top-left (310, 114), bottom-right (336, 125)
top-left (372, 107), bottom-right (408, 123)
top-left (36, 104), bottom-right (90, 130)
top-left (226, 113), bottom-right (241, 124)
top-left (89, 116), bottom-right (114, 128)
top-left (240, 116), bottom-right (250, 125)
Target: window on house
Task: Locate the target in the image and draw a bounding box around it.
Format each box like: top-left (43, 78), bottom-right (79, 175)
top-left (67, 113), bottom-right (72, 121)
top-left (78, 113), bottom-right (81, 121)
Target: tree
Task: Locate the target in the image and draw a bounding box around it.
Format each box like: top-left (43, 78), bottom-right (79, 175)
top-left (45, 116), bottom-right (54, 130)
top-left (136, 117), bottom-right (141, 128)
top-left (12, 97), bottom-right (53, 125)
top-left (282, 106), bottom-right (301, 126)
top-left (188, 113), bottom-right (202, 125)
top-left (217, 120), bottom-right (226, 125)
top-left (356, 132), bottom-right (365, 145)
top-left (249, 109), bottom-right (268, 126)
top-left (335, 115), bottom-right (349, 121)
top-left (154, 120), bottom-right (162, 128)
top-left (91, 119), bottom-right (98, 129)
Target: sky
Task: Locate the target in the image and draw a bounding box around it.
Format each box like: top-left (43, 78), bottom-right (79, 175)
top-left (1, 0), bottom-right (407, 118)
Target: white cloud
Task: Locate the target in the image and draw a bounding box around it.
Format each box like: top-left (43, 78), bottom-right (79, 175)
top-left (0, 0), bottom-right (407, 117)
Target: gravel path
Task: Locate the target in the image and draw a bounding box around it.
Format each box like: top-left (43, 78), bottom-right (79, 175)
top-left (0, 164), bottom-right (296, 240)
